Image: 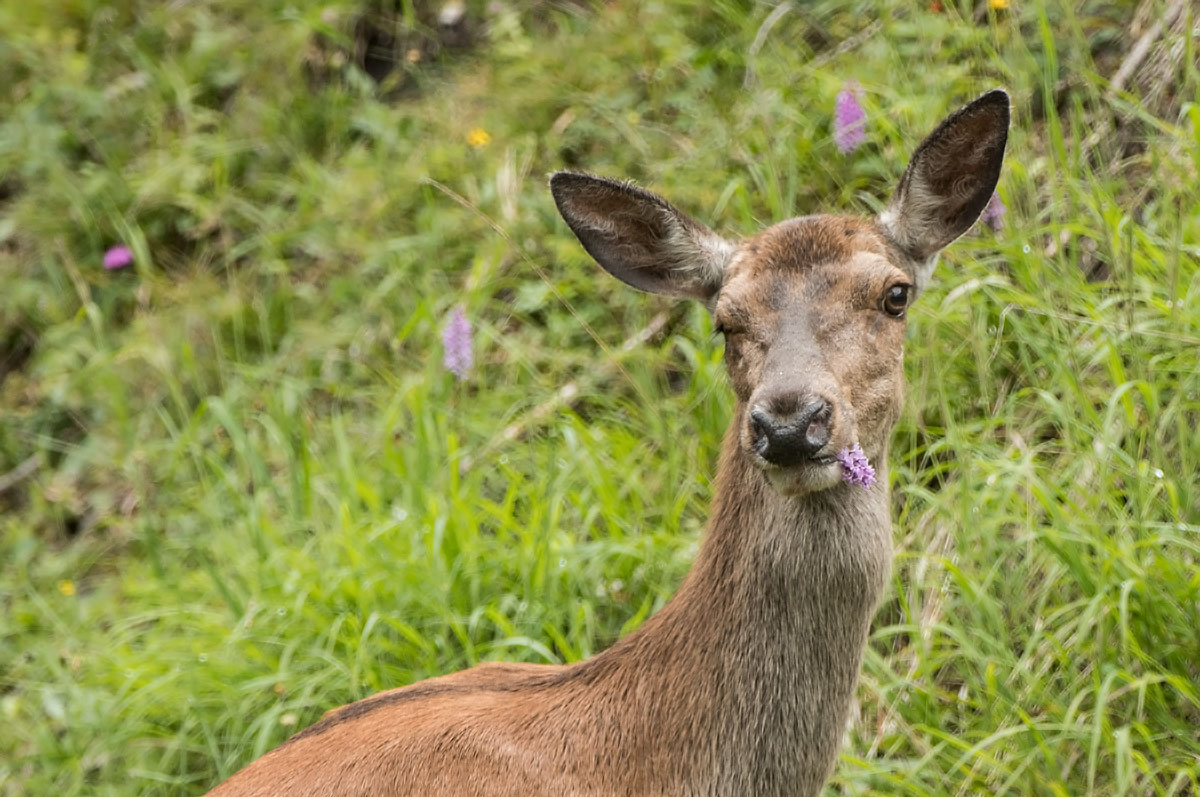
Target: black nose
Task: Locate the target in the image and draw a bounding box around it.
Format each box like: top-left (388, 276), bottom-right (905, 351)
top-left (750, 398), bottom-right (833, 466)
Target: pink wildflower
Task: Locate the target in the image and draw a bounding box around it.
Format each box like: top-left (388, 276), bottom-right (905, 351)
top-left (981, 190), bottom-right (1005, 231)
top-left (442, 305), bottom-right (473, 380)
top-left (833, 82), bottom-right (867, 154)
top-left (836, 444), bottom-right (876, 489)
top-left (103, 245), bottom-right (133, 270)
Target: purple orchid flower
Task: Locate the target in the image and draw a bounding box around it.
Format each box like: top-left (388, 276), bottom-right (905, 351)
top-left (833, 82), bottom-right (867, 154)
top-left (981, 190), bottom-right (1005, 231)
top-left (442, 305), bottom-right (473, 380)
top-left (103, 245), bottom-right (133, 270)
top-left (836, 444), bottom-right (876, 489)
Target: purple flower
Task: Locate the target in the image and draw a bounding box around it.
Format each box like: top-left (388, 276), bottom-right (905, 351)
top-left (103, 245), bottom-right (133, 270)
top-left (981, 190), bottom-right (1005, 231)
top-left (833, 82), bottom-right (867, 154)
top-left (442, 305), bottom-right (473, 380)
top-left (836, 444), bottom-right (876, 489)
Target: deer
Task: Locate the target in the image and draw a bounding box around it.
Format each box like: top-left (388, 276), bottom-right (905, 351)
top-left (209, 89), bottom-right (1009, 796)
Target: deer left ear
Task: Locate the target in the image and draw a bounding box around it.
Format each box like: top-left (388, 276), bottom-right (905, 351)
top-left (880, 89), bottom-right (1010, 291)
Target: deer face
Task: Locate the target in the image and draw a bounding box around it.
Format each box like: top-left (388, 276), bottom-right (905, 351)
top-left (552, 90), bottom-right (1009, 497)
top-left (715, 217), bottom-right (912, 494)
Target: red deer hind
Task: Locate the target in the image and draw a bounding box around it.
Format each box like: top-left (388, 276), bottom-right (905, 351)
top-left (210, 89), bottom-right (1009, 796)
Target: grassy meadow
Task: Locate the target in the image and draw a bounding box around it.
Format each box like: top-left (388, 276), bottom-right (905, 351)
top-left (1, 0), bottom-right (1198, 793)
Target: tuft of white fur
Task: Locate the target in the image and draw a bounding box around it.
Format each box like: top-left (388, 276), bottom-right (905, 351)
top-left (662, 212), bottom-right (734, 288)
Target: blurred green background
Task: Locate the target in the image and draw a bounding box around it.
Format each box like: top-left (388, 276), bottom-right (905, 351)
top-left (1, 0), bottom-right (1197, 794)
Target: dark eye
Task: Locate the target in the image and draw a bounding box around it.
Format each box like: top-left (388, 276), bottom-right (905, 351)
top-left (881, 284), bottom-right (910, 317)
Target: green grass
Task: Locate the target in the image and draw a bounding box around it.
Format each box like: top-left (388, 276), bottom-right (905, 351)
top-left (1, 0), bottom-right (1198, 794)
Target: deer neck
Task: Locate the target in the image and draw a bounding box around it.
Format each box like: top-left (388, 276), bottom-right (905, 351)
top-left (582, 410), bottom-right (894, 793)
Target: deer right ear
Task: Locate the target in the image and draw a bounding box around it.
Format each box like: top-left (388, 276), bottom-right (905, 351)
top-left (550, 172), bottom-right (732, 301)
top-left (880, 89), bottom-right (1010, 290)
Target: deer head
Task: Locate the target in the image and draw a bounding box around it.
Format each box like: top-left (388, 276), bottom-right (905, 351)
top-left (551, 90), bottom-right (1008, 498)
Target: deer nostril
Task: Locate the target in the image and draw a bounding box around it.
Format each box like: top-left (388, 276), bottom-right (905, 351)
top-left (749, 407), bottom-right (772, 454)
top-left (803, 400), bottom-right (833, 452)
top-left (750, 407), bottom-right (770, 435)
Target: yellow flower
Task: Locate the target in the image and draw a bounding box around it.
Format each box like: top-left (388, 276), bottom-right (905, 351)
top-left (467, 128), bottom-right (491, 149)
top-left (989, 0), bottom-right (1009, 8)
top-left (58, 580), bottom-right (76, 597)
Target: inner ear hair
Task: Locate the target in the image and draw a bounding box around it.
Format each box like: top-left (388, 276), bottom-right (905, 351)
top-left (880, 89), bottom-right (1010, 274)
top-left (550, 172), bottom-right (732, 301)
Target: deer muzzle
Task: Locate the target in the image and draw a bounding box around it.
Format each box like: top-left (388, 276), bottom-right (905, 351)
top-left (749, 397), bottom-right (834, 467)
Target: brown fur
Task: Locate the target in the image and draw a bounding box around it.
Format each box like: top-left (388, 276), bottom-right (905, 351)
top-left (209, 90), bottom-right (1008, 797)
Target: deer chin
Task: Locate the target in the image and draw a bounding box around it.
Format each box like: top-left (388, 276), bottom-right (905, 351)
top-left (762, 457), bottom-right (843, 497)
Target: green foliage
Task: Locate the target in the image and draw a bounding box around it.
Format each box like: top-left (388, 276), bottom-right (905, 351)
top-left (1, 0), bottom-right (1197, 794)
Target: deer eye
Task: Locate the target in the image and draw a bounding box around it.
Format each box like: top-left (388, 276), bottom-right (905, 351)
top-left (881, 284), bottom-right (910, 317)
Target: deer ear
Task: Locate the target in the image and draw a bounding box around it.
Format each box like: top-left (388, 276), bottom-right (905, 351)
top-left (880, 89), bottom-right (1010, 290)
top-left (550, 172), bottom-right (732, 301)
